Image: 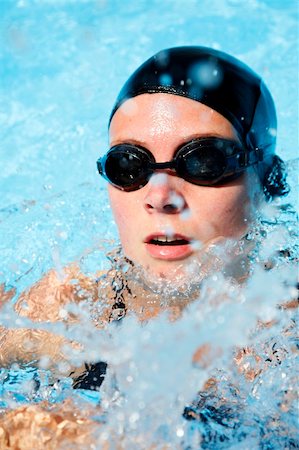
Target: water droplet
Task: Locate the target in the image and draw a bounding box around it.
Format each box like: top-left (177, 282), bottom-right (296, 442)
top-left (188, 61), bottom-right (223, 89)
top-left (268, 127), bottom-right (277, 137)
top-left (190, 239), bottom-right (202, 251)
top-left (159, 73), bottom-right (172, 85)
top-left (176, 428), bottom-right (184, 437)
top-left (169, 192), bottom-right (184, 209)
top-left (129, 412), bottom-right (140, 423)
top-left (180, 208), bottom-right (191, 221)
top-left (149, 173), bottom-right (168, 186)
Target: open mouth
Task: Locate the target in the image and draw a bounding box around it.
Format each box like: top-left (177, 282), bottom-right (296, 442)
top-left (144, 234), bottom-right (193, 260)
top-left (149, 236), bottom-right (190, 246)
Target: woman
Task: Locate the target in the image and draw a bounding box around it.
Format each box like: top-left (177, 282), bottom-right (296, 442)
top-left (99, 45), bottom-right (287, 279)
top-left (0, 46), bottom-right (294, 448)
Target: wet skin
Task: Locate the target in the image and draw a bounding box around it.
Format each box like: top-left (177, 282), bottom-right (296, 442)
top-left (108, 93), bottom-right (259, 278)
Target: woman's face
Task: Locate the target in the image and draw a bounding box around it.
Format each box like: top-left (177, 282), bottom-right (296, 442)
top-left (108, 93), bottom-right (258, 278)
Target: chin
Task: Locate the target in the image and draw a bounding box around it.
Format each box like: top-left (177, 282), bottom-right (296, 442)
top-left (141, 255), bottom-right (200, 282)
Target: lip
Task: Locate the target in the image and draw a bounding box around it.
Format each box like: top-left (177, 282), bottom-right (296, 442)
top-left (144, 233), bottom-right (194, 261)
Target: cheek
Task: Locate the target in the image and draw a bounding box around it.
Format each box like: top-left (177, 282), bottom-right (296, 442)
top-left (109, 189), bottom-right (127, 229)
top-left (189, 184), bottom-right (250, 237)
top-left (108, 188), bottom-right (141, 242)
top-left (213, 187), bottom-right (250, 232)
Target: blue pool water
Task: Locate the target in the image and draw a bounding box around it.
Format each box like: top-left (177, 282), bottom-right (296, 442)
top-left (0, 0), bottom-right (298, 448)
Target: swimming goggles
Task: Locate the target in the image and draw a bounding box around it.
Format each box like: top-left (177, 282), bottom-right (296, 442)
top-left (97, 137), bottom-right (263, 192)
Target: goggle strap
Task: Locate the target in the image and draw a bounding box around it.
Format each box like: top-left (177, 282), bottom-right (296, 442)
top-left (247, 147), bottom-right (264, 166)
top-left (97, 159), bottom-right (103, 175)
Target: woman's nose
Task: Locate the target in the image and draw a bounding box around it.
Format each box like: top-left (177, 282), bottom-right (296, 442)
top-left (143, 173), bottom-right (187, 214)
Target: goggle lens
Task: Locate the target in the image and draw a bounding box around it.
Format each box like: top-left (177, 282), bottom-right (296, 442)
top-left (177, 145), bottom-right (227, 183)
top-left (102, 146), bottom-right (153, 191)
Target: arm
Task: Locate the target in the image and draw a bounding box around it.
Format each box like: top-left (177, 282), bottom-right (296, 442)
top-left (0, 265), bottom-right (102, 370)
top-left (14, 264), bottom-right (99, 322)
top-left (0, 399), bottom-right (99, 449)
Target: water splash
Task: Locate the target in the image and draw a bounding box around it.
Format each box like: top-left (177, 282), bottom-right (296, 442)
top-left (0, 202), bottom-right (298, 447)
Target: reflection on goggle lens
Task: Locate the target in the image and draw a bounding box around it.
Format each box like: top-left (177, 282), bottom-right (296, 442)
top-left (97, 137), bottom-right (258, 191)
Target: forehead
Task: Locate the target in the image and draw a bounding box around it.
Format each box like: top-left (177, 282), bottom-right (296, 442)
top-left (109, 93), bottom-right (239, 145)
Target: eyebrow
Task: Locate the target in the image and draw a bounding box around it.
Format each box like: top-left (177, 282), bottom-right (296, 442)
top-left (183, 133), bottom-right (239, 142)
top-left (110, 138), bottom-right (148, 148)
top-left (110, 133), bottom-right (240, 149)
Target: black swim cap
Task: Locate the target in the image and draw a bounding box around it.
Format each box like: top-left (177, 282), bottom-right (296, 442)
top-left (109, 46), bottom-right (289, 198)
